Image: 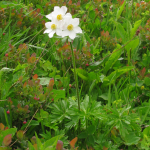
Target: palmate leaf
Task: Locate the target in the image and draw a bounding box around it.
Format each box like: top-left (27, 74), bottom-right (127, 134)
top-left (65, 115), bottom-right (79, 129)
top-left (80, 95), bottom-right (106, 120)
top-left (49, 100), bottom-right (70, 123)
top-left (123, 132), bottom-right (140, 146)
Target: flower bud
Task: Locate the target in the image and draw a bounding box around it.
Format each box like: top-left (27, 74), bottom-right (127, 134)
top-left (7, 110), bottom-right (10, 114)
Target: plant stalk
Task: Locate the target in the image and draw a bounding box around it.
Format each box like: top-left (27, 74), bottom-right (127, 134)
top-left (70, 42), bottom-right (80, 111)
top-left (70, 42), bottom-right (80, 133)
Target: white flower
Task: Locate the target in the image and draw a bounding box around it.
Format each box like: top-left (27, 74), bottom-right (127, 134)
top-left (44, 6), bottom-right (82, 39)
top-left (46, 6), bottom-right (67, 22)
top-left (61, 16), bottom-right (82, 40)
top-left (44, 19), bottom-right (62, 38)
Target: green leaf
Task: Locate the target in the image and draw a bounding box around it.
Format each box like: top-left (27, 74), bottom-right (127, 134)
top-left (73, 68), bottom-right (88, 80)
top-left (143, 126), bottom-right (150, 136)
top-left (99, 93), bottom-right (108, 100)
top-left (34, 69), bottom-right (48, 76)
top-left (90, 60), bottom-right (104, 67)
top-left (84, 32), bottom-right (94, 53)
top-left (0, 128), bottom-right (17, 146)
top-left (87, 125), bottom-right (96, 135)
top-left (40, 109), bottom-right (49, 119)
top-left (28, 141), bottom-right (35, 150)
top-left (125, 38), bottom-right (139, 53)
top-left (144, 77), bottom-right (150, 86)
top-left (88, 72), bottom-right (97, 81)
top-left (114, 22), bottom-right (127, 43)
top-left (116, 0), bottom-right (126, 21)
top-left (80, 95), bottom-right (89, 113)
top-left (45, 146), bottom-right (54, 150)
top-left (104, 44), bottom-right (122, 74)
top-left (50, 100), bottom-right (70, 123)
top-left (88, 135), bottom-right (95, 145)
top-left (89, 10), bottom-right (95, 19)
top-left (124, 132), bottom-right (140, 145)
top-left (35, 132), bottom-right (43, 150)
top-left (106, 66), bottom-right (134, 84)
top-left (130, 20), bottom-right (142, 39)
top-left (78, 132), bottom-right (88, 139)
top-left (51, 89), bottom-right (65, 101)
top-left (0, 107), bottom-right (6, 125)
top-left (44, 135), bottom-right (60, 149)
top-left (125, 19), bottom-right (132, 41)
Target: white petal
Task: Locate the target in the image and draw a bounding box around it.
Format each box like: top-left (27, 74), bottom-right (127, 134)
top-left (51, 16), bottom-right (59, 23)
top-left (74, 26), bottom-right (82, 33)
top-left (54, 6), bottom-right (61, 12)
top-left (56, 29), bottom-right (62, 36)
top-left (61, 30), bottom-right (70, 37)
top-left (69, 31), bottom-right (76, 39)
top-left (52, 11), bottom-right (59, 16)
top-left (63, 17), bottom-right (72, 25)
top-left (46, 14), bottom-right (52, 20)
top-left (45, 22), bottom-right (53, 28)
top-left (58, 20), bottom-right (65, 29)
top-left (48, 30), bottom-right (55, 38)
top-left (44, 29), bottom-right (52, 34)
top-left (72, 18), bottom-right (79, 27)
top-left (64, 13), bottom-right (72, 18)
top-left (60, 6), bottom-right (67, 15)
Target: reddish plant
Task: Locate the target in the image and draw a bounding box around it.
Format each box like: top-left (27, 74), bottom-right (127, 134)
top-left (7, 110), bottom-right (10, 114)
top-left (23, 120), bottom-right (27, 124)
top-left (5, 53), bottom-right (8, 57)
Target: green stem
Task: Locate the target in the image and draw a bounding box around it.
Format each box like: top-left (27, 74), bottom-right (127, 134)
top-left (70, 42), bottom-right (80, 111)
top-left (41, 121), bottom-right (45, 134)
top-left (70, 42), bottom-right (80, 134)
top-left (108, 83), bottom-right (111, 107)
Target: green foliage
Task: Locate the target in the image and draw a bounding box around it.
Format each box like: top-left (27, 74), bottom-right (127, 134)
top-left (0, 0), bottom-right (150, 149)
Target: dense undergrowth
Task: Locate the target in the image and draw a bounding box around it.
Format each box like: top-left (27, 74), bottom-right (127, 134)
top-left (0, 0), bottom-right (150, 149)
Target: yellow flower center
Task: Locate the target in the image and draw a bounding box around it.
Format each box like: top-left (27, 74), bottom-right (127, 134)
top-left (51, 24), bottom-right (57, 30)
top-left (67, 24), bottom-right (73, 31)
top-left (57, 14), bottom-right (62, 21)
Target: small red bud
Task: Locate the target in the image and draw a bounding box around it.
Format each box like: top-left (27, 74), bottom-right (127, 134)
top-left (69, 84), bottom-right (72, 88)
top-left (136, 29), bottom-right (140, 36)
top-left (34, 97), bottom-right (37, 100)
top-left (51, 98), bottom-right (54, 101)
top-left (3, 33), bottom-right (6, 35)
top-left (7, 110), bottom-right (10, 114)
top-left (143, 46), bottom-right (146, 49)
top-left (23, 120), bottom-right (27, 124)
top-left (95, 8), bottom-right (98, 11)
top-left (5, 53), bottom-right (8, 57)
top-left (86, 63), bottom-right (89, 67)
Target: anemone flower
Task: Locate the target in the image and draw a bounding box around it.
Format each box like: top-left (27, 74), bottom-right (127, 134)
top-left (44, 18), bottom-right (62, 38)
top-left (46, 6), bottom-right (67, 22)
top-left (61, 16), bottom-right (82, 40)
